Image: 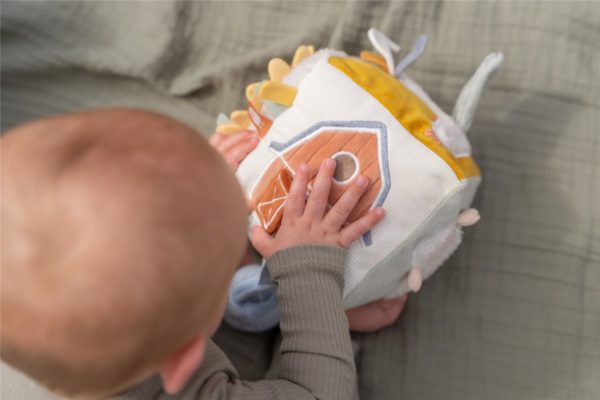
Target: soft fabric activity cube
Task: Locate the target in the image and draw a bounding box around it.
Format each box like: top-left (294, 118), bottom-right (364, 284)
top-left (217, 29), bottom-right (502, 332)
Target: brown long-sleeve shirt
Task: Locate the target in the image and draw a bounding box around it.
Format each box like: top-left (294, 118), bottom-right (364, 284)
top-left (118, 245), bottom-right (356, 399)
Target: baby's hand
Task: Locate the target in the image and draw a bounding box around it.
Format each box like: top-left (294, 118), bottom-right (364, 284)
top-left (209, 130), bottom-right (259, 171)
top-left (251, 159), bottom-right (385, 258)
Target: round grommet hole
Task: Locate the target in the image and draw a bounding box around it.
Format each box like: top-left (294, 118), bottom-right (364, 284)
top-left (332, 152), bottom-right (359, 184)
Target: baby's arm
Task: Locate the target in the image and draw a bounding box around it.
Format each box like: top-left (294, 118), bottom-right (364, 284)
top-left (174, 159), bottom-right (382, 399)
top-left (183, 246), bottom-right (352, 400)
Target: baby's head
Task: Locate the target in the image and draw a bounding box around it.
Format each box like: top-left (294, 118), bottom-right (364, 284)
top-left (1, 109), bottom-right (248, 398)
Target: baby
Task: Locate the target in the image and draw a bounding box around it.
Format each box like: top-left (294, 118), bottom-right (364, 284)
top-left (1, 108), bottom-right (383, 399)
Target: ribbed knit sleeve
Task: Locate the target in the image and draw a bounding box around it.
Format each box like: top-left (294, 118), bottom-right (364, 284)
top-left (267, 246), bottom-right (355, 400)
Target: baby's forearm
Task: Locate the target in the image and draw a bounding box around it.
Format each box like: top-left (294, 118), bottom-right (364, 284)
top-left (268, 245), bottom-right (356, 400)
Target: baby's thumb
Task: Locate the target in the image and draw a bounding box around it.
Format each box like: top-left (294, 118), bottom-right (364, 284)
top-left (250, 225), bottom-right (274, 258)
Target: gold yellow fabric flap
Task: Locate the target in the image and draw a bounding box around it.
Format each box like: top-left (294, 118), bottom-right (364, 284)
top-left (329, 56), bottom-right (479, 179)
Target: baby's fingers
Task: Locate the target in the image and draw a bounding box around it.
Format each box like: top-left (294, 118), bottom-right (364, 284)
top-left (208, 133), bottom-right (224, 147)
top-left (303, 158), bottom-right (336, 219)
top-left (283, 164), bottom-right (310, 219)
top-left (216, 130), bottom-right (255, 154)
top-left (250, 225), bottom-right (275, 259)
top-left (225, 136), bottom-right (259, 170)
top-left (324, 175), bottom-right (369, 229)
top-left (338, 208), bottom-right (385, 248)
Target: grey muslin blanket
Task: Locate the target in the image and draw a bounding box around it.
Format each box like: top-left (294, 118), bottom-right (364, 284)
top-left (1, 1), bottom-right (599, 399)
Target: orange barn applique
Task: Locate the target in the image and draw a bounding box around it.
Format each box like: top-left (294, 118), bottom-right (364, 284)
top-left (250, 121), bottom-right (391, 245)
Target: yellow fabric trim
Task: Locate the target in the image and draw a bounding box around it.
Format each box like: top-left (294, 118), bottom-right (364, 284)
top-left (258, 81), bottom-right (297, 107)
top-left (359, 51), bottom-right (388, 71)
top-left (230, 110), bottom-right (251, 127)
top-left (455, 156), bottom-right (481, 178)
top-left (245, 82), bottom-right (262, 109)
top-left (329, 56), bottom-right (479, 180)
top-left (216, 123), bottom-right (244, 135)
top-left (268, 58), bottom-right (291, 82)
top-left (292, 45), bottom-right (315, 67)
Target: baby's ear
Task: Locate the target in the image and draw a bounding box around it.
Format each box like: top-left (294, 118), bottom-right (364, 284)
top-left (159, 335), bottom-right (207, 394)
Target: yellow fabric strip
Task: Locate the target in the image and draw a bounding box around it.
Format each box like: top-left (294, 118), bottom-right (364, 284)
top-left (230, 110), bottom-right (251, 127)
top-left (268, 58), bottom-right (291, 82)
top-left (456, 156), bottom-right (481, 178)
top-left (258, 81), bottom-right (297, 107)
top-left (246, 82), bottom-right (262, 109)
top-left (216, 123), bottom-right (244, 135)
top-left (359, 51), bottom-right (388, 71)
top-left (292, 45), bottom-right (315, 67)
top-left (329, 56), bottom-right (480, 180)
